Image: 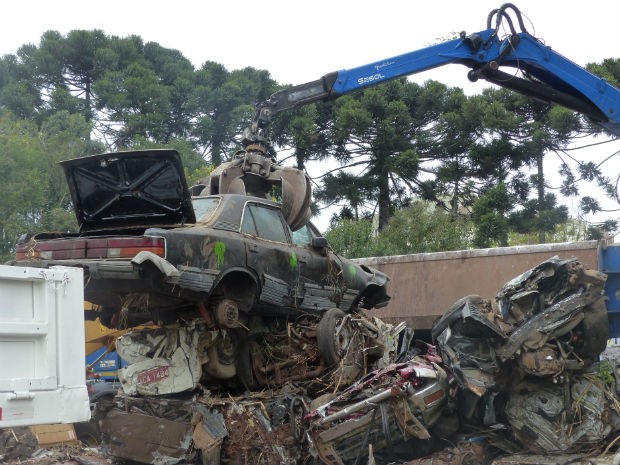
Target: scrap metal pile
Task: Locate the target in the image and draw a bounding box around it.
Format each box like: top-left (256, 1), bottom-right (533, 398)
top-left (426, 257), bottom-right (620, 464)
top-left (93, 256), bottom-right (620, 465)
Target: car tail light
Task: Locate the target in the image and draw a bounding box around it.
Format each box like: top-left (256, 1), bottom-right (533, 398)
top-left (89, 237), bottom-right (166, 259)
top-left (15, 236), bottom-right (165, 260)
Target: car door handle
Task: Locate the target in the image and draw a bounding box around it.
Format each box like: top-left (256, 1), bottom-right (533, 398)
top-left (248, 244), bottom-right (259, 253)
top-left (299, 254), bottom-right (309, 263)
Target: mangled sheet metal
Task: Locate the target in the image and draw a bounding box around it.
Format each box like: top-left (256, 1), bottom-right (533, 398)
top-left (97, 388), bottom-right (307, 465)
top-left (432, 256), bottom-right (619, 456)
top-left (97, 393), bottom-right (227, 465)
top-left (433, 257), bottom-right (608, 394)
top-left (306, 345), bottom-right (451, 465)
top-left (94, 255), bottom-right (620, 465)
top-left (96, 310), bottom-right (410, 464)
top-left (116, 321), bottom-right (207, 396)
top-left (115, 311), bottom-right (405, 397)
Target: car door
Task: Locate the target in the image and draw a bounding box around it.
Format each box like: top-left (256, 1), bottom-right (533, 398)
top-left (241, 202), bottom-right (302, 309)
top-left (291, 223), bottom-right (344, 312)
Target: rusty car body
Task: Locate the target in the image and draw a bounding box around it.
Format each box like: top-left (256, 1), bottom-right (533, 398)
top-left (11, 150), bottom-right (390, 335)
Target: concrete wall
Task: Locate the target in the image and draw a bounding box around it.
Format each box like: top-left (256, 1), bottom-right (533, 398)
top-left (356, 241), bottom-right (600, 331)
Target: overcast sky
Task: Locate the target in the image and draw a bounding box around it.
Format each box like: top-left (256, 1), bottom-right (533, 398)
top-left (3, 0), bottom-right (620, 233)
top-left (3, 1), bottom-right (619, 90)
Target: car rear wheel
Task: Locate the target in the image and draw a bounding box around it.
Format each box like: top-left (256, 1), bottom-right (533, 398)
top-left (317, 308), bottom-right (347, 366)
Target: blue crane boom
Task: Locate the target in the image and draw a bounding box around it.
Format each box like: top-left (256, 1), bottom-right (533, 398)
top-left (245, 3), bottom-right (620, 144)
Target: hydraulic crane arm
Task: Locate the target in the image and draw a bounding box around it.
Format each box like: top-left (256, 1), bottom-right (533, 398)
top-left (247, 3), bottom-right (620, 143)
top-left (213, 3), bottom-right (619, 231)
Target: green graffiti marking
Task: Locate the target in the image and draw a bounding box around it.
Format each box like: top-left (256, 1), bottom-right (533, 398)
top-left (348, 264), bottom-right (357, 277)
top-left (214, 242), bottom-right (226, 269)
top-left (290, 252), bottom-right (298, 269)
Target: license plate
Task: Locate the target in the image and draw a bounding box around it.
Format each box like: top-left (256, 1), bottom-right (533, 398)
top-left (137, 366), bottom-right (170, 384)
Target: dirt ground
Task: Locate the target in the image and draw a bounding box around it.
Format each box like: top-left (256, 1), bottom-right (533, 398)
top-left (0, 427), bottom-right (118, 465)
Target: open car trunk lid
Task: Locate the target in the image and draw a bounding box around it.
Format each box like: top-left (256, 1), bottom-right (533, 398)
top-left (61, 149), bottom-right (196, 232)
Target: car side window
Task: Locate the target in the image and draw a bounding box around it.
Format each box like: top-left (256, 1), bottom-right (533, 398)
top-left (292, 224), bottom-right (314, 246)
top-left (241, 204), bottom-right (289, 243)
top-left (241, 208), bottom-right (258, 236)
top-left (191, 197), bottom-right (220, 222)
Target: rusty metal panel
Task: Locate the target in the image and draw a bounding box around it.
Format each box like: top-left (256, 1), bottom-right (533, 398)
top-left (355, 241), bottom-right (599, 331)
top-left (100, 409), bottom-right (192, 464)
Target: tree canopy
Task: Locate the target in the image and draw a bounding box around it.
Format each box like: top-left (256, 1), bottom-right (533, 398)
top-left (0, 29), bottom-right (618, 262)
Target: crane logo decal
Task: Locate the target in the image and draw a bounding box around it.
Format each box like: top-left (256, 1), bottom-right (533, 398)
top-left (357, 73), bottom-right (385, 86)
top-left (374, 61), bottom-right (395, 71)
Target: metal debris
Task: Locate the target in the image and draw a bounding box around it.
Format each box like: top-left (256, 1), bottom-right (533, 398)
top-left (79, 257), bottom-right (620, 465)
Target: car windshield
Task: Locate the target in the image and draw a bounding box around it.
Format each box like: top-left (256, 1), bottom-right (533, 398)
top-left (191, 197), bottom-right (220, 222)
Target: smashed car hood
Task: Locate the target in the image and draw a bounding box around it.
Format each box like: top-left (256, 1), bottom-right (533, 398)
top-left (60, 149), bottom-right (196, 232)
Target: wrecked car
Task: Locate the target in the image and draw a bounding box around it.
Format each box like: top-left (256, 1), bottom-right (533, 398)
top-left (306, 345), bottom-right (452, 465)
top-left (11, 149), bottom-right (390, 335)
top-left (432, 256), bottom-right (619, 456)
top-left (62, 257), bottom-right (620, 465)
top-left (94, 339), bottom-right (447, 465)
top-left (92, 312), bottom-right (410, 465)
top-left (432, 257), bottom-right (609, 397)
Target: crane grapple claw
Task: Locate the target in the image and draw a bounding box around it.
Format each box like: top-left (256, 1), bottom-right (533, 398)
top-left (202, 148), bottom-right (312, 231)
top-left (279, 167), bottom-right (312, 231)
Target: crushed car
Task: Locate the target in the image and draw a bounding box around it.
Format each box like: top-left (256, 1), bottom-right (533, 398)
top-left (112, 311), bottom-right (407, 396)
top-left (432, 256), bottom-right (620, 459)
